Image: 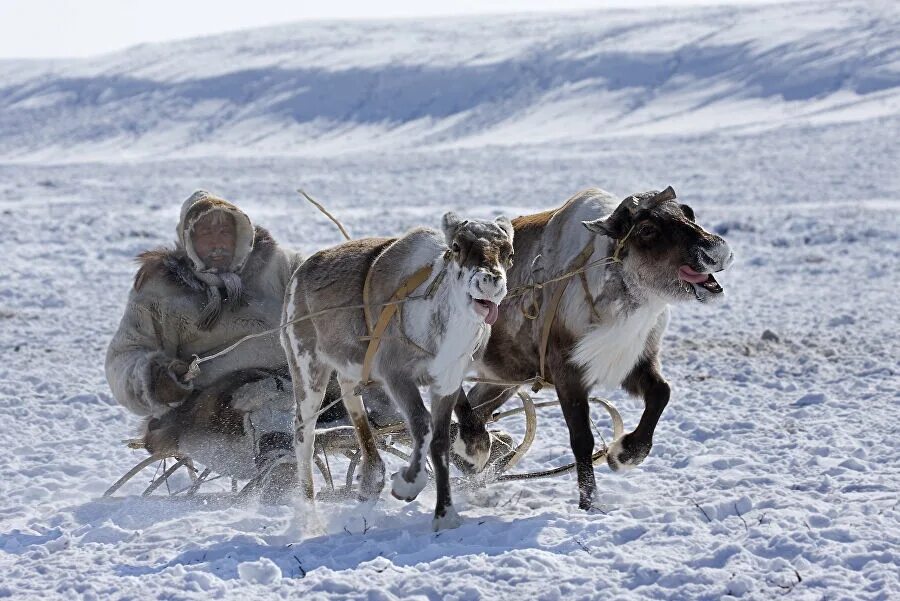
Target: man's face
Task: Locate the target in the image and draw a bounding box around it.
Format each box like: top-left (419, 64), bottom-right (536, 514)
top-left (191, 211), bottom-right (236, 270)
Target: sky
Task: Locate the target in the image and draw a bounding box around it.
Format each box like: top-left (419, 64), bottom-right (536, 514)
top-left (0, 0), bottom-right (784, 59)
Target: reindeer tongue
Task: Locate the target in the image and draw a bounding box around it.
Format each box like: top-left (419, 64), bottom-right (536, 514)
top-left (484, 301), bottom-right (499, 325)
top-left (678, 265), bottom-right (710, 284)
top-left (473, 298), bottom-right (500, 324)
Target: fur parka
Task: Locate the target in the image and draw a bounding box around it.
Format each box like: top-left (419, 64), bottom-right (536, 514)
top-left (105, 191), bottom-right (301, 417)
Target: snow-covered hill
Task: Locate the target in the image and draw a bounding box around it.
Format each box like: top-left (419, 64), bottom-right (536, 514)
top-left (0, 0), bottom-right (898, 161)
top-left (1, 1), bottom-right (898, 600)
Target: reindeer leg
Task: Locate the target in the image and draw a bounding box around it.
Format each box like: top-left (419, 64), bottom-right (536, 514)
top-left (558, 392), bottom-right (596, 510)
top-left (383, 374), bottom-right (431, 502)
top-left (285, 347), bottom-right (328, 501)
top-left (548, 344), bottom-right (596, 510)
top-left (451, 388), bottom-right (490, 473)
top-left (612, 357), bottom-right (670, 471)
top-left (338, 379), bottom-right (385, 500)
top-left (464, 382), bottom-right (516, 423)
top-left (431, 392), bottom-right (462, 530)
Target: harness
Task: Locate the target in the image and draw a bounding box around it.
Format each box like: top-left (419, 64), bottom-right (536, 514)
top-left (534, 227), bottom-right (633, 390)
top-left (466, 225), bottom-right (634, 393)
top-left (358, 223), bottom-right (633, 395)
top-left (358, 250), bottom-right (451, 392)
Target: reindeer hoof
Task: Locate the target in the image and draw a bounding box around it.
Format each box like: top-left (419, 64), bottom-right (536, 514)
top-left (357, 459), bottom-right (386, 501)
top-left (391, 469), bottom-right (427, 502)
top-left (606, 434), bottom-right (651, 472)
top-left (451, 427), bottom-right (491, 474)
top-left (432, 505), bottom-right (462, 531)
top-left (577, 483), bottom-right (598, 510)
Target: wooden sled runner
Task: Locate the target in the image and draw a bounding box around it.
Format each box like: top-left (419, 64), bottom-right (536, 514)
top-left (103, 392), bottom-right (623, 500)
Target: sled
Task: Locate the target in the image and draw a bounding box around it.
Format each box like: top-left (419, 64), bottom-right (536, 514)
top-left (102, 391), bottom-right (623, 500)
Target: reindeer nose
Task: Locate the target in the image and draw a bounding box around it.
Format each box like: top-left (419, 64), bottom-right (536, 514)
top-left (724, 251), bottom-right (734, 269)
top-left (704, 236), bottom-right (734, 272)
top-left (476, 270), bottom-right (503, 292)
top-left (489, 270), bottom-right (502, 282)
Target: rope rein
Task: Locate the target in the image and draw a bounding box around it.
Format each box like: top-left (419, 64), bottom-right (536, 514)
top-left (184, 286), bottom-right (441, 381)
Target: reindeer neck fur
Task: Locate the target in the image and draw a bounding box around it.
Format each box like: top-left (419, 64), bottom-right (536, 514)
top-left (568, 254), bottom-right (668, 390)
top-left (401, 253), bottom-right (489, 397)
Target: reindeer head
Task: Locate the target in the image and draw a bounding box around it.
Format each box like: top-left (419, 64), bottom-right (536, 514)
top-left (582, 187), bottom-right (733, 303)
top-left (441, 212), bottom-right (515, 324)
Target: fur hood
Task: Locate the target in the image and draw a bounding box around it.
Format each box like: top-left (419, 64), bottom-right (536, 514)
top-left (134, 225), bottom-right (277, 293)
top-left (177, 190), bottom-right (256, 273)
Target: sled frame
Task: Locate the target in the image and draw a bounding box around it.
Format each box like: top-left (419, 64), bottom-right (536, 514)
top-left (103, 392), bottom-right (622, 499)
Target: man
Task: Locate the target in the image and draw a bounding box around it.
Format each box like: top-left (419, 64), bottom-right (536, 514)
top-left (106, 190), bottom-right (345, 500)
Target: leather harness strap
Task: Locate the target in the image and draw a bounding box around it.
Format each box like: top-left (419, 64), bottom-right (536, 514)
top-left (578, 271), bottom-right (603, 322)
top-left (359, 263), bottom-right (436, 389)
top-left (536, 238), bottom-right (596, 391)
top-left (362, 257), bottom-right (377, 336)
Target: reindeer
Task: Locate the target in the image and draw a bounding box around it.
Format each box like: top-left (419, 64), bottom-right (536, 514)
top-left (452, 187), bottom-right (734, 509)
top-left (281, 213), bottom-right (514, 529)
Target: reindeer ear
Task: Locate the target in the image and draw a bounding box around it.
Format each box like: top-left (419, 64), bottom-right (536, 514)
top-left (583, 203), bottom-right (632, 238)
top-left (495, 216), bottom-right (514, 241)
top-left (442, 212), bottom-right (464, 245)
top-left (583, 217), bottom-right (614, 236)
top-left (680, 203), bottom-right (695, 222)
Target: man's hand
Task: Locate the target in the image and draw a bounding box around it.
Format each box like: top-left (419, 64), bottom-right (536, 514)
top-left (151, 357), bottom-right (192, 405)
top-left (168, 359), bottom-right (190, 382)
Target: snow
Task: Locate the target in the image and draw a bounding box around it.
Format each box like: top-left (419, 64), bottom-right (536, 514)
top-left (1, 0), bottom-right (899, 599)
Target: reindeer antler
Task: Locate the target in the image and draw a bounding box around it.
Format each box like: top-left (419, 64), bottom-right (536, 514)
top-left (626, 186), bottom-right (677, 213)
top-left (653, 186), bottom-right (677, 202)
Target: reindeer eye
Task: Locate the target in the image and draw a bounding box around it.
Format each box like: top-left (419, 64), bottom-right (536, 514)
top-left (506, 252), bottom-right (514, 266)
top-left (452, 242), bottom-right (461, 253)
top-left (638, 225), bottom-right (658, 239)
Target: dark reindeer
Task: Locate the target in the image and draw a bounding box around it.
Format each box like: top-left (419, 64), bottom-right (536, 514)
top-left (282, 213), bottom-right (514, 529)
top-left (452, 187), bottom-right (733, 509)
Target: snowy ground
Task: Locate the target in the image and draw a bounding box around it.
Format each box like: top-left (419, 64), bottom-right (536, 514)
top-left (1, 1), bottom-right (899, 599)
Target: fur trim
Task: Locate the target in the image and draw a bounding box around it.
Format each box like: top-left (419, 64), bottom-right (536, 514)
top-left (178, 191), bottom-right (256, 273)
top-left (134, 351), bottom-right (180, 417)
top-left (134, 226), bottom-right (276, 292)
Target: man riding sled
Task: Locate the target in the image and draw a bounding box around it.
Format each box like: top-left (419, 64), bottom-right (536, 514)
top-left (105, 190), bottom-right (352, 501)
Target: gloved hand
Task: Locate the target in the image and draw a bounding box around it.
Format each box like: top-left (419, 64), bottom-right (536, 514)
top-left (151, 357), bottom-right (193, 405)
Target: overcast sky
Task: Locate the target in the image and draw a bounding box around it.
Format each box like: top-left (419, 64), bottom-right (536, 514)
top-left (0, 0), bottom-right (783, 59)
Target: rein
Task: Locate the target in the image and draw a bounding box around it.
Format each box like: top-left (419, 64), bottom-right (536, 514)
top-left (183, 280), bottom-right (443, 382)
top-left (185, 230), bottom-right (631, 388)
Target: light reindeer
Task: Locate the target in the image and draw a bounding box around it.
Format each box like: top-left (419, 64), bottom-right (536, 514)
top-left (453, 187), bottom-right (734, 509)
top-left (281, 213), bottom-right (514, 529)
